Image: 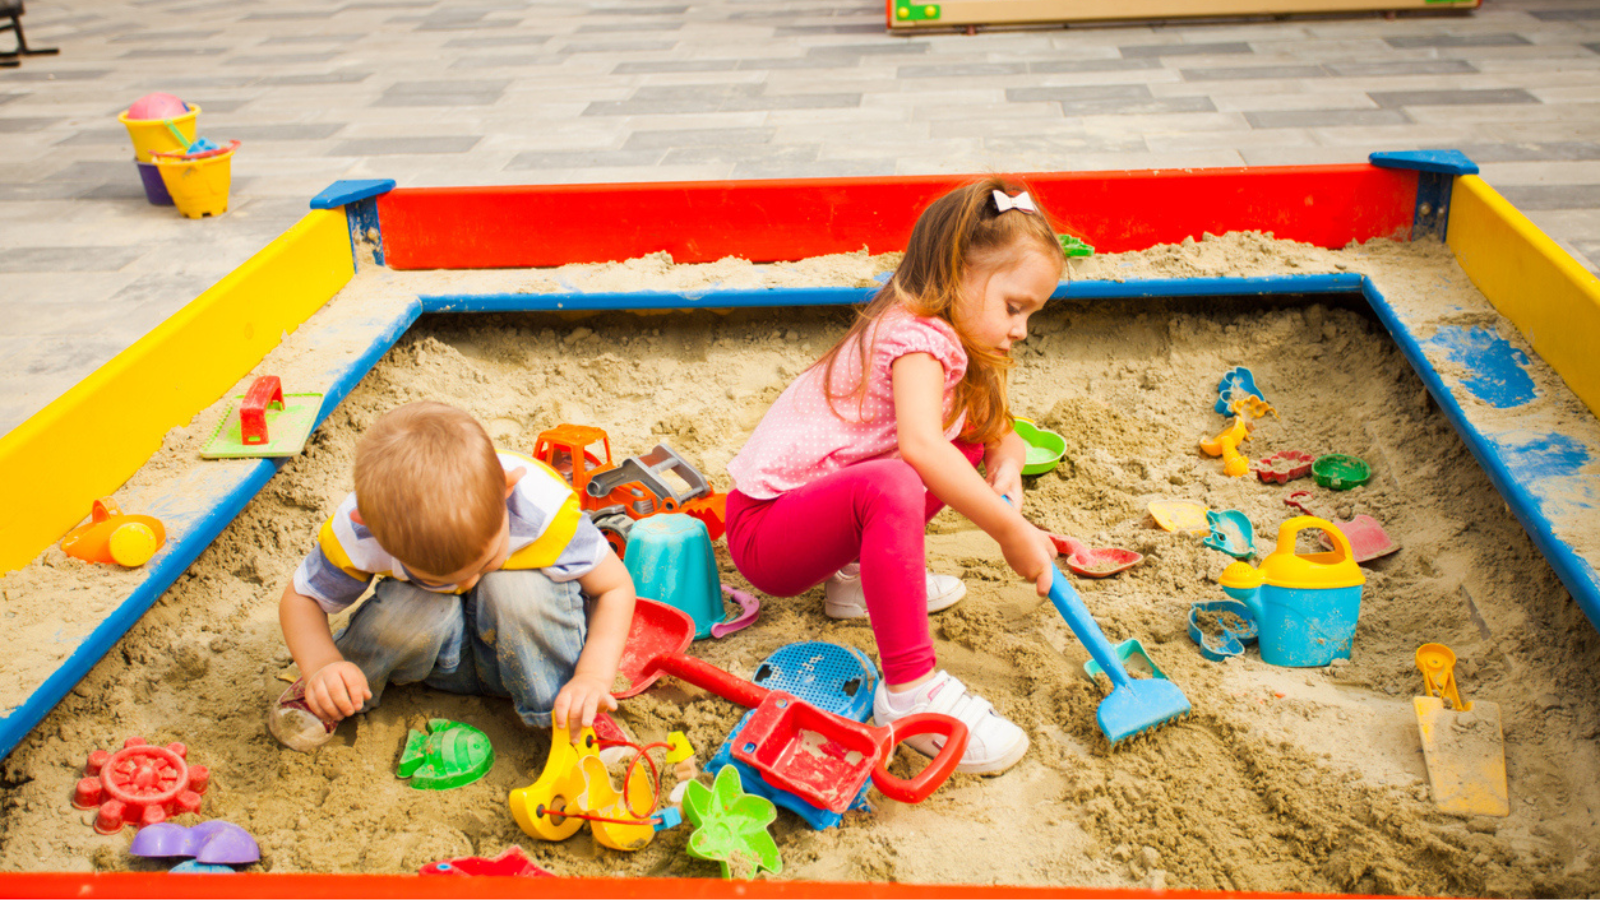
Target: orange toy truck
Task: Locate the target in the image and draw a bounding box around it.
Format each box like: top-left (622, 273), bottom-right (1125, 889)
top-left (532, 424), bottom-right (727, 559)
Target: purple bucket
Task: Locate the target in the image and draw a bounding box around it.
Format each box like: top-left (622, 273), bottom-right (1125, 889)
top-left (136, 159), bottom-right (173, 205)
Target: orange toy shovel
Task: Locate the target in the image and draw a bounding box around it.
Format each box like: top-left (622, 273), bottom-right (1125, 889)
top-left (1413, 643), bottom-right (1508, 817)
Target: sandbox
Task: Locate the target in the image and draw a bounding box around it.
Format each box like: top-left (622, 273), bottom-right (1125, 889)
top-left (1, 157), bottom-right (1598, 897)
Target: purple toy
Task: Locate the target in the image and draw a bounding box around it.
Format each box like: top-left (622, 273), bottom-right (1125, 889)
top-left (128, 820), bottom-right (259, 865)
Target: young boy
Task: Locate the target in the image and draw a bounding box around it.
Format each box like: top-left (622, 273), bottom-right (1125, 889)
top-left (269, 401), bottom-right (636, 751)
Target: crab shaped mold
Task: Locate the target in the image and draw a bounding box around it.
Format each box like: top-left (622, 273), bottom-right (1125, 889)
top-left (71, 737), bottom-right (210, 834)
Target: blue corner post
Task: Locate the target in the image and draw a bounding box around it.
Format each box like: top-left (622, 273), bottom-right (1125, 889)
top-left (1369, 150), bottom-right (1480, 244)
top-left (310, 178), bottom-right (397, 270)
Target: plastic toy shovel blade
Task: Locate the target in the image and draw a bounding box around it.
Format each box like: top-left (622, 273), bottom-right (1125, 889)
top-left (1045, 568), bottom-right (1190, 744)
top-left (1414, 697), bottom-right (1509, 817)
top-left (1148, 500), bottom-right (1209, 534)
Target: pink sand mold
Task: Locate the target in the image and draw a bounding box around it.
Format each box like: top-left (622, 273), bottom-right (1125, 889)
top-left (129, 820), bottom-right (260, 865)
top-left (71, 737), bottom-right (210, 834)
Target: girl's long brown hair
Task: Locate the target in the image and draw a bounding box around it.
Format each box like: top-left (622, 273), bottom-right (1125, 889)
top-left (814, 176), bottom-right (1065, 446)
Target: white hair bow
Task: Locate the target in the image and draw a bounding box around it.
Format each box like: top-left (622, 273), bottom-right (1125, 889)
top-left (992, 189), bottom-right (1038, 214)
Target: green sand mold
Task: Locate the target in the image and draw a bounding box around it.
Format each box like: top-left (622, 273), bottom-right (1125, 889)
top-left (397, 719), bottom-right (494, 791)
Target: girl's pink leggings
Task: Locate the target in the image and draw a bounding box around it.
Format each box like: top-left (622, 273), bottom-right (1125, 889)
top-left (724, 441), bottom-right (983, 685)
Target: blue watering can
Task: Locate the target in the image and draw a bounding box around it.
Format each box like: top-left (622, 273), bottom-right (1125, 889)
top-left (1216, 516), bottom-right (1366, 667)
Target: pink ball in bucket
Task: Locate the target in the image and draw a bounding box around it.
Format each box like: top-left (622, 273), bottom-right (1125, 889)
top-left (127, 92), bottom-right (189, 120)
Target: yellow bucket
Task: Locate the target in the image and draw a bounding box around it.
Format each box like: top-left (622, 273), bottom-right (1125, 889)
top-left (152, 141), bottom-right (237, 219)
top-left (117, 103), bottom-right (201, 164)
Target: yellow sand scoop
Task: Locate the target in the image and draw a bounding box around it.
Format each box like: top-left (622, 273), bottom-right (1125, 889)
top-left (1414, 643), bottom-right (1509, 817)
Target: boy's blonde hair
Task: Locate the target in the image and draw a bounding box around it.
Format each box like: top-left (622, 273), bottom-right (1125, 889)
top-left (815, 175), bottom-right (1065, 446)
top-left (354, 402), bottom-right (504, 578)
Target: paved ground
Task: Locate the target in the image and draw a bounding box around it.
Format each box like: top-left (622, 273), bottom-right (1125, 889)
top-left (2, 0), bottom-right (1597, 436)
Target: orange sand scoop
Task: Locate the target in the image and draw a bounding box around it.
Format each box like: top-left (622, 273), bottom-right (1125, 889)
top-left (1413, 643), bottom-right (1508, 817)
top-left (60, 498), bottom-right (166, 567)
top-left (1199, 417), bottom-right (1252, 477)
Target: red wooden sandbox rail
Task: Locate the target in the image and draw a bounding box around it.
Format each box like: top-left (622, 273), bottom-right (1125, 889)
top-left (375, 165), bottom-right (1420, 270)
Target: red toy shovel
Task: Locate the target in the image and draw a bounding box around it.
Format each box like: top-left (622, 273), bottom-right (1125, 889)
top-left (1284, 491), bottom-right (1399, 563)
top-left (612, 599), bottom-right (968, 811)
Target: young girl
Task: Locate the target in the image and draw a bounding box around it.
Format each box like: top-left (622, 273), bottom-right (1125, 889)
top-left (724, 177), bottom-right (1063, 775)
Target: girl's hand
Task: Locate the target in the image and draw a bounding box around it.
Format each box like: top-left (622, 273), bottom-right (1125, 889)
top-left (305, 661), bottom-right (371, 722)
top-left (1002, 522), bottom-right (1058, 597)
top-left (553, 672), bottom-right (619, 735)
top-left (987, 457), bottom-right (1025, 510)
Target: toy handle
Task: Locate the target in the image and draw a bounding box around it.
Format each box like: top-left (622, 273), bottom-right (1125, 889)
top-left (654, 652), bottom-right (769, 709)
top-left (1047, 533), bottom-right (1087, 559)
top-left (870, 712), bottom-right (968, 804)
top-left (1046, 567), bottom-right (1132, 691)
top-left (1278, 515), bottom-right (1354, 563)
top-left (90, 497), bottom-right (122, 523)
top-left (240, 376), bottom-right (285, 446)
top-left (711, 585), bottom-right (760, 639)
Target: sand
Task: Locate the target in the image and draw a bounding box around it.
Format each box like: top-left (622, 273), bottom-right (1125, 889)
top-left (2, 234), bottom-right (1599, 896)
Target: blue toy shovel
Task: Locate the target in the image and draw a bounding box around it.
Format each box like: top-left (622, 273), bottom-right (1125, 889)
top-left (1046, 566), bottom-right (1191, 744)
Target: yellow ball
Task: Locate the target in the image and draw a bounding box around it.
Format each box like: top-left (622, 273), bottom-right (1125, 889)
top-left (108, 523), bottom-right (159, 567)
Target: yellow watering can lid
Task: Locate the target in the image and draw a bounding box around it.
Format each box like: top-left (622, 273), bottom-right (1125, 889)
top-left (1257, 516), bottom-right (1366, 590)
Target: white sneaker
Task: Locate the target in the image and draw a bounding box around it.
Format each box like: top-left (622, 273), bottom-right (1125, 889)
top-left (824, 562), bottom-right (966, 620)
top-left (873, 670), bottom-right (1029, 775)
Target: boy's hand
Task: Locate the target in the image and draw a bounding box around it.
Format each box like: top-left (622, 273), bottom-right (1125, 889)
top-left (305, 661), bottom-right (371, 721)
top-left (553, 672), bottom-right (619, 734)
top-left (1001, 522), bottom-right (1058, 597)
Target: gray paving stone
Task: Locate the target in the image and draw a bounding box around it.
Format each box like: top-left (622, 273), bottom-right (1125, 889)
top-left (586, 90), bottom-right (860, 115)
top-left (736, 157), bottom-right (895, 178)
top-left (1584, 43), bottom-right (1600, 56)
top-left (1370, 88), bottom-right (1541, 108)
top-left (415, 18), bottom-right (525, 32)
top-left (120, 47), bottom-right (228, 57)
top-left (258, 71), bottom-right (373, 86)
top-left (243, 9), bottom-right (340, 19)
top-left (444, 34), bottom-right (553, 47)
top-left (224, 52), bottom-right (346, 65)
top-left (507, 149), bottom-right (662, 169)
top-left (576, 21), bottom-right (685, 32)
top-left (1007, 83), bottom-right (1150, 103)
top-left (1246, 108), bottom-right (1411, 128)
top-left (54, 127), bottom-right (128, 146)
top-left (901, 62), bottom-right (1026, 78)
top-left (1028, 58), bottom-right (1161, 74)
top-left (218, 123), bottom-right (348, 141)
top-left (183, 98), bottom-right (254, 114)
top-left (134, 76), bottom-right (259, 89)
top-left (665, 143), bottom-right (818, 164)
top-left (1179, 65), bottom-right (1331, 81)
top-left (623, 127), bottom-right (774, 150)
top-left (1497, 184), bottom-right (1600, 210)
top-left (260, 33), bottom-right (368, 44)
top-left (1061, 95), bottom-right (1216, 116)
top-left (0, 94), bottom-right (23, 107)
top-left (1326, 60), bottom-right (1479, 77)
top-left (1457, 141), bottom-right (1600, 162)
top-left (44, 161), bottom-right (139, 183)
top-left (806, 42), bottom-right (930, 57)
top-left (331, 137), bottom-right (483, 155)
top-left (774, 23), bottom-right (884, 35)
top-left (0, 118), bottom-right (63, 133)
top-left (1384, 33), bottom-right (1532, 49)
top-left (0, 69), bottom-right (111, 81)
top-left (109, 29), bottom-right (223, 42)
top-left (0, 182), bottom-right (98, 201)
top-left (448, 55), bottom-right (566, 69)
top-left (0, 247), bottom-right (144, 273)
top-left (586, 5), bottom-right (690, 14)
top-left (736, 57), bottom-right (865, 70)
top-left (1529, 8), bottom-right (1600, 20)
top-left (614, 60), bottom-right (741, 74)
top-left (1120, 41), bottom-right (1253, 58)
top-left (557, 39), bottom-right (679, 53)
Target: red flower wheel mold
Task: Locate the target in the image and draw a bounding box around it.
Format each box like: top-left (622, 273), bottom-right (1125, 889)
top-left (71, 737), bottom-right (210, 834)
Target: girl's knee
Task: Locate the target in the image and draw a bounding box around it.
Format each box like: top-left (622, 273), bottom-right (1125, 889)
top-left (856, 461), bottom-right (927, 516)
